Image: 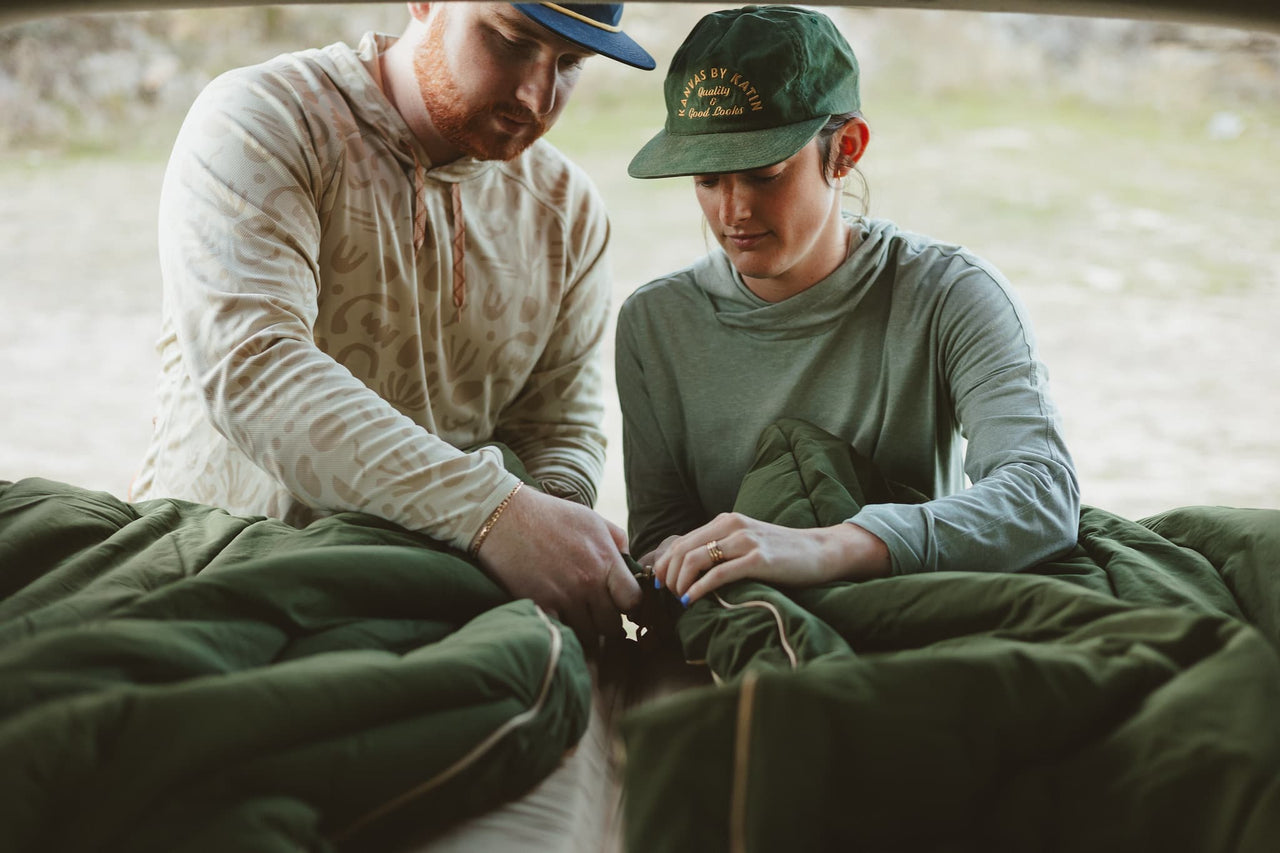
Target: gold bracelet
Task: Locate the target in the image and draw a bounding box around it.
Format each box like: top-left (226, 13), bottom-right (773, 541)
top-left (468, 481), bottom-right (524, 559)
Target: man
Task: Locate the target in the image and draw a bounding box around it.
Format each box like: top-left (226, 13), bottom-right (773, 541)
top-left (131, 3), bottom-right (655, 641)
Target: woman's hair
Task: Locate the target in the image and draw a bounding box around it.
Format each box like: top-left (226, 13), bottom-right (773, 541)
top-left (815, 110), bottom-right (870, 216)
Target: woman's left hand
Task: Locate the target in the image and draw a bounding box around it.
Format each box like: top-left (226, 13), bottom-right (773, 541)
top-left (651, 513), bottom-right (891, 605)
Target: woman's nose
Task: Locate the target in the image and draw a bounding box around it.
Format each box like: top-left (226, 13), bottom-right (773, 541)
top-left (719, 185), bottom-right (749, 225)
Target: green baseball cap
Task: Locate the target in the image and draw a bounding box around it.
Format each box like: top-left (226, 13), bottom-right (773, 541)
top-left (627, 5), bottom-right (861, 179)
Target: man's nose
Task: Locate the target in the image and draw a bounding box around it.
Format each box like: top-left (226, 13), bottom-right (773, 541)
top-left (515, 60), bottom-right (558, 116)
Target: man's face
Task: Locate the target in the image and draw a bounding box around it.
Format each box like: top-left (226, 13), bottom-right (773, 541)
top-left (414, 3), bottom-right (593, 161)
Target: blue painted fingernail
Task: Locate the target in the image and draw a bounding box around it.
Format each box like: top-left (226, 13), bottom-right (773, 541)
top-left (680, 593), bottom-right (690, 607)
top-left (654, 576), bottom-right (662, 589)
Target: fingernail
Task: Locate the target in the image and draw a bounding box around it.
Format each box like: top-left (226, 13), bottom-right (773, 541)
top-left (654, 576), bottom-right (662, 589)
top-left (680, 593), bottom-right (690, 607)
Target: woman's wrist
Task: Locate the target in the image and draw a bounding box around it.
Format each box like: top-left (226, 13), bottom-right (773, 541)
top-left (827, 522), bottom-right (891, 581)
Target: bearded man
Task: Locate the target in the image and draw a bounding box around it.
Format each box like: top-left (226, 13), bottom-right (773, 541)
top-left (133, 3), bottom-right (655, 642)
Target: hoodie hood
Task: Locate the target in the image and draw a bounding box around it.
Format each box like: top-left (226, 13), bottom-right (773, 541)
top-left (701, 215), bottom-right (902, 339)
top-left (319, 33), bottom-right (496, 311)
top-left (319, 32), bottom-right (497, 184)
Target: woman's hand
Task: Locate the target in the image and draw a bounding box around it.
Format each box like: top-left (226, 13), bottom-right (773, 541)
top-left (651, 513), bottom-right (891, 605)
top-left (637, 535), bottom-right (679, 575)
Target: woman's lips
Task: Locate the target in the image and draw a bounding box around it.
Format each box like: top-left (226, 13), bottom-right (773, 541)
top-left (725, 232), bottom-right (767, 250)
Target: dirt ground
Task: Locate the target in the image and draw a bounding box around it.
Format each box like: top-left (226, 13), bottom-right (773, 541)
top-left (2, 6), bottom-right (1278, 532)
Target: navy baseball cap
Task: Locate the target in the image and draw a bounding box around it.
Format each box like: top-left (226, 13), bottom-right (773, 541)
top-left (515, 3), bottom-right (656, 70)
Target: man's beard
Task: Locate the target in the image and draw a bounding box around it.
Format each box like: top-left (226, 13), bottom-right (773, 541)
top-left (414, 22), bottom-right (547, 161)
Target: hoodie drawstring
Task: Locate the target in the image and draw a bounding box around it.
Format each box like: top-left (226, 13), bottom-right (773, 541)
top-left (411, 152), bottom-right (467, 313)
top-left (450, 182), bottom-right (466, 312)
top-left (412, 155), bottom-right (427, 254)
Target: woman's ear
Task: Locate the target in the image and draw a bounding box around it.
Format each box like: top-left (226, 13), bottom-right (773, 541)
top-left (835, 118), bottom-right (871, 175)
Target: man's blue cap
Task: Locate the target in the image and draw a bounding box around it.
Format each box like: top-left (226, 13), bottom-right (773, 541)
top-left (515, 3), bottom-right (656, 70)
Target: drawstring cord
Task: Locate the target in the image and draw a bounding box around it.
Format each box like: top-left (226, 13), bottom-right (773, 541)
top-left (412, 155), bottom-right (426, 254)
top-left (411, 152), bottom-right (467, 313)
top-left (450, 182), bottom-right (466, 311)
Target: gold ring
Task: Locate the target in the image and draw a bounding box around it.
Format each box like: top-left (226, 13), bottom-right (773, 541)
top-left (706, 539), bottom-right (726, 564)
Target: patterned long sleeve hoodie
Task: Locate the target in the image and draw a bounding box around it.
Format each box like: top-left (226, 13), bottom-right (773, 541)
top-left (132, 33), bottom-right (612, 551)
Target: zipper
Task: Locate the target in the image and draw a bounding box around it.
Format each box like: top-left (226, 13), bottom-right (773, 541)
top-left (330, 606), bottom-right (566, 842)
top-left (729, 668), bottom-right (761, 853)
top-left (712, 591), bottom-right (799, 670)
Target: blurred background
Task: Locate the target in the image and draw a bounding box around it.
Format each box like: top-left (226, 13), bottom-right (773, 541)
top-left (1, 2), bottom-right (1277, 531)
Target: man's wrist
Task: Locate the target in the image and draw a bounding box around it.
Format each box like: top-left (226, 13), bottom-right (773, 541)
top-left (468, 481), bottom-right (524, 558)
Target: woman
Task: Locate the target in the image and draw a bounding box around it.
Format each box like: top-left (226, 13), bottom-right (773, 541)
top-left (617, 5), bottom-right (1080, 606)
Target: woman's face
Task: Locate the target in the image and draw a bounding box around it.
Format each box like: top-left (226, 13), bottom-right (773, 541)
top-left (693, 139), bottom-right (846, 301)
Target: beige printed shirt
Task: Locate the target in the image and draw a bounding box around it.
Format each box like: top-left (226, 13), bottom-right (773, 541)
top-left (132, 33), bottom-right (611, 551)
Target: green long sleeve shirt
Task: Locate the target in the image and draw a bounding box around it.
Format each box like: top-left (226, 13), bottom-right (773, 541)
top-left (616, 216), bottom-right (1079, 574)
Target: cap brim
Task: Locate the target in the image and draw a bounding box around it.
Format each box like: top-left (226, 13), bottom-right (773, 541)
top-left (627, 117), bottom-right (828, 179)
top-left (515, 4), bottom-right (656, 70)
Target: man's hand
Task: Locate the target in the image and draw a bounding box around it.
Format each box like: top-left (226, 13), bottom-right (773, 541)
top-left (475, 486), bottom-right (642, 643)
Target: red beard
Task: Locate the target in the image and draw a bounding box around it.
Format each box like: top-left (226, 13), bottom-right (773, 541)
top-left (414, 22), bottom-right (547, 161)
